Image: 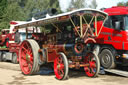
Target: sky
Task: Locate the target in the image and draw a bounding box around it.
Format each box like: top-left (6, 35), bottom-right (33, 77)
top-left (59, 0), bottom-right (128, 12)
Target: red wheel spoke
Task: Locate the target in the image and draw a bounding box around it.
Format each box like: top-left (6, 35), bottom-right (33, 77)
top-left (24, 42), bottom-right (30, 49)
top-left (30, 57), bottom-right (33, 61)
top-left (60, 69), bottom-right (64, 75)
top-left (28, 64), bottom-right (32, 70)
top-left (59, 57), bottom-right (63, 63)
top-left (56, 58), bottom-right (60, 63)
top-left (28, 49), bottom-right (33, 56)
top-left (21, 56), bottom-right (26, 60)
top-left (90, 61), bottom-right (96, 68)
top-left (29, 52), bottom-right (33, 57)
top-left (84, 52), bottom-right (98, 77)
top-left (58, 70), bottom-right (61, 75)
top-left (90, 68), bottom-right (96, 74)
top-left (26, 66), bottom-right (30, 72)
top-left (54, 55), bottom-right (66, 80)
top-left (57, 57), bottom-right (62, 64)
top-left (23, 61), bottom-right (32, 73)
top-left (91, 64), bottom-right (96, 68)
top-left (84, 67), bottom-right (89, 72)
top-left (28, 60), bottom-right (33, 65)
top-left (57, 69), bottom-right (64, 78)
top-left (23, 63), bottom-right (28, 67)
top-left (60, 64), bottom-right (64, 69)
top-left (21, 49), bottom-right (27, 56)
top-left (22, 47), bottom-right (28, 53)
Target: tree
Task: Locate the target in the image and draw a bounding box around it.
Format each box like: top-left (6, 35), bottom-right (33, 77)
top-left (117, 1), bottom-right (128, 6)
top-left (89, 0), bottom-right (97, 9)
top-left (0, 0), bottom-right (61, 29)
top-left (67, 0), bottom-right (87, 11)
top-left (0, 0), bottom-right (7, 30)
top-left (126, 2), bottom-right (128, 6)
top-left (0, 0), bottom-right (26, 29)
top-left (22, 0), bottom-right (61, 19)
top-left (0, 0), bottom-right (7, 16)
top-left (117, 2), bottom-right (125, 6)
top-left (67, 0), bottom-right (98, 11)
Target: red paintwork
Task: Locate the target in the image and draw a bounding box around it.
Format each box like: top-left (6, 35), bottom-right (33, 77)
top-left (0, 29), bottom-right (9, 46)
top-left (32, 33), bottom-right (46, 41)
top-left (19, 41), bottom-right (33, 74)
top-left (54, 54), bottom-right (65, 80)
top-left (104, 6), bottom-right (128, 16)
top-left (0, 29), bottom-right (20, 62)
top-left (47, 49), bottom-right (58, 62)
top-left (74, 43), bottom-right (84, 54)
top-left (44, 44), bottom-right (64, 62)
top-left (84, 52), bottom-right (97, 77)
top-left (0, 29), bottom-right (15, 46)
top-left (96, 6), bottom-right (128, 50)
top-left (9, 43), bottom-right (20, 61)
top-left (10, 21), bottom-right (18, 25)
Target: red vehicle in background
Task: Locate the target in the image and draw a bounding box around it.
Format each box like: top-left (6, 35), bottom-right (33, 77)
top-left (95, 6), bottom-right (128, 69)
top-left (0, 21), bottom-right (28, 63)
top-left (0, 21), bottom-right (20, 63)
top-left (0, 29), bottom-right (10, 47)
top-left (0, 20), bottom-right (40, 63)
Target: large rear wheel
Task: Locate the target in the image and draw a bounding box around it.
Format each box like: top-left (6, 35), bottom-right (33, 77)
top-left (84, 52), bottom-right (100, 77)
top-left (54, 53), bottom-right (69, 80)
top-left (19, 39), bottom-right (40, 75)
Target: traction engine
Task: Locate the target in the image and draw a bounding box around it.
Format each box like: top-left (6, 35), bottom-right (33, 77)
top-left (14, 9), bottom-right (108, 80)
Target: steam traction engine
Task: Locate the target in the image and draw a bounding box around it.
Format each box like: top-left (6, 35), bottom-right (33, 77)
top-left (14, 9), bottom-right (108, 80)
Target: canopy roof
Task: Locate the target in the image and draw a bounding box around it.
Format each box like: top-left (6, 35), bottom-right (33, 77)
top-left (14, 8), bottom-right (108, 30)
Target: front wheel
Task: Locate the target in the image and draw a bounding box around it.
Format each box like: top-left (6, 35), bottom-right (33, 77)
top-left (12, 53), bottom-right (18, 64)
top-left (1, 52), bottom-right (6, 62)
top-left (84, 52), bottom-right (100, 77)
top-left (99, 49), bottom-right (116, 69)
top-left (0, 52), bottom-right (2, 62)
top-left (54, 52), bottom-right (69, 80)
top-left (19, 39), bottom-right (40, 75)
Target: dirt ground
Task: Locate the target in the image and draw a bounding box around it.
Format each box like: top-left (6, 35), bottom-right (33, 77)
top-left (0, 62), bottom-right (128, 85)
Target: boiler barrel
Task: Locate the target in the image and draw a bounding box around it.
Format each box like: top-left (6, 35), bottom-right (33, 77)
top-left (57, 43), bottom-right (80, 55)
top-left (57, 43), bottom-right (85, 56)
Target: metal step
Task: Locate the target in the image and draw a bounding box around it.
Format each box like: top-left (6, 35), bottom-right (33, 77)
top-left (104, 69), bottom-right (128, 77)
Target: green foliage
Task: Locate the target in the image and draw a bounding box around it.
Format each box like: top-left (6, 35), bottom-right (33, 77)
top-left (0, 0), bottom-right (7, 30)
top-left (117, 1), bottom-right (128, 6)
top-left (0, 0), bottom-right (61, 30)
top-left (89, 0), bottom-right (97, 9)
top-left (67, 0), bottom-right (98, 11)
top-left (0, 0), bottom-right (26, 29)
top-left (117, 2), bottom-right (125, 6)
top-left (0, 0), bottom-right (7, 16)
top-left (67, 0), bottom-right (87, 11)
top-left (126, 2), bottom-right (128, 6)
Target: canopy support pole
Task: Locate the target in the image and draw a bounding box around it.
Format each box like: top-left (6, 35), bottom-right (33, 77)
top-left (70, 17), bottom-right (81, 37)
top-left (80, 16), bottom-right (83, 38)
